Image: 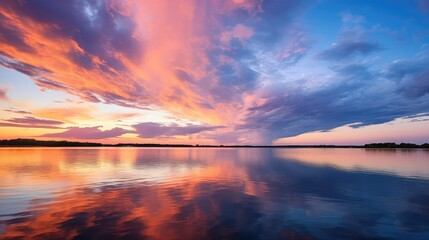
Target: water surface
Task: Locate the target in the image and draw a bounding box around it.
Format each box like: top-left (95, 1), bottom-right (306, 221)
top-left (1, 148), bottom-right (429, 239)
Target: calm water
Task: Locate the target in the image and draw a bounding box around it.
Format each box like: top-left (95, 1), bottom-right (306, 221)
top-left (1, 148), bottom-right (429, 240)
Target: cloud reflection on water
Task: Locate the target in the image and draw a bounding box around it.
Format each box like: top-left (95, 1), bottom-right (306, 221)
top-left (0, 148), bottom-right (429, 239)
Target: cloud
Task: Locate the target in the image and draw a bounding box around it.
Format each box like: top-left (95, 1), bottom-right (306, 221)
top-left (318, 41), bottom-right (382, 60)
top-left (318, 12), bottom-right (382, 61)
top-left (1, 1), bottom-right (428, 144)
top-left (39, 122), bottom-right (223, 140)
top-left (240, 53), bottom-right (429, 142)
top-left (0, 0), bottom-right (313, 126)
top-left (41, 126), bottom-right (129, 139)
top-left (133, 122), bottom-right (224, 138)
top-left (5, 116), bottom-right (63, 125)
top-left (383, 50), bottom-right (429, 98)
top-left (33, 106), bottom-right (141, 124)
top-left (217, 12), bottom-right (426, 143)
top-left (33, 106), bottom-right (95, 123)
top-left (0, 87), bottom-right (7, 101)
top-left (4, 109), bottom-right (32, 114)
top-left (249, 0), bottom-right (315, 46)
top-left (0, 116), bottom-right (64, 129)
top-left (0, 0), bottom-right (145, 107)
top-left (107, 113), bottom-right (141, 121)
top-left (396, 69), bottom-right (429, 98)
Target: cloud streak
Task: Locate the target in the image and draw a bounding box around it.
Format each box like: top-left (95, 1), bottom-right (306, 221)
top-left (0, 116), bottom-right (64, 129)
top-left (133, 122), bottom-right (224, 138)
top-left (41, 126), bottom-right (129, 139)
top-left (4, 109), bottom-right (32, 114)
top-left (40, 122), bottom-right (223, 140)
top-left (0, 87), bottom-right (8, 101)
top-left (318, 41), bottom-right (382, 60)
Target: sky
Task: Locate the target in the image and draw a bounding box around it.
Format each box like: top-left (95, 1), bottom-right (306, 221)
top-left (0, 0), bottom-right (428, 145)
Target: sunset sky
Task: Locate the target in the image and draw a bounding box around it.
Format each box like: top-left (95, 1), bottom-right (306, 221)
top-left (0, 0), bottom-right (428, 145)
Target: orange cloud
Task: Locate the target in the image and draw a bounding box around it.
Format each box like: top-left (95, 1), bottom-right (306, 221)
top-left (0, 0), bottom-right (263, 127)
top-left (33, 106), bottom-right (95, 124)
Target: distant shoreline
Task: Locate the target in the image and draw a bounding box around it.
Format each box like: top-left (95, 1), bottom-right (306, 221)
top-left (0, 139), bottom-right (428, 148)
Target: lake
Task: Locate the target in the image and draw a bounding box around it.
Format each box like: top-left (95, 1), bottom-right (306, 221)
top-left (1, 147), bottom-right (429, 239)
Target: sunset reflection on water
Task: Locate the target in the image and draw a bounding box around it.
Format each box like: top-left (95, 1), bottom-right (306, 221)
top-left (1, 148), bottom-right (429, 239)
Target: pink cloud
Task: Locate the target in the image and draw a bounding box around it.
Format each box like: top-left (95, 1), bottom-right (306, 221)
top-left (0, 0), bottom-right (297, 127)
top-left (133, 122), bottom-right (224, 138)
top-left (0, 116), bottom-right (64, 129)
top-left (4, 109), bottom-right (32, 114)
top-left (0, 87), bottom-right (8, 101)
top-left (41, 127), bottom-right (129, 139)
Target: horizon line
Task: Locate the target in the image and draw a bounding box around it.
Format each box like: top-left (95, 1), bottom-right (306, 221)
top-left (0, 138), bottom-right (428, 148)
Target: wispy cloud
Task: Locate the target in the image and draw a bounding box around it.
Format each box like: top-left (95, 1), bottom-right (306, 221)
top-left (41, 126), bottom-right (129, 139)
top-left (33, 106), bottom-right (95, 123)
top-left (4, 109), bottom-right (32, 114)
top-left (318, 41), bottom-right (382, 60)
top-left (383, 49), bottom-right (429, 98)
top-left (0, 116), bottom-right (64, 129)
top-left (0, 87), bottom-right (8, 101)
top-left (133, 122), bottom-right (224, 138)
top-left (318, 12), bottom-right (383, 61)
